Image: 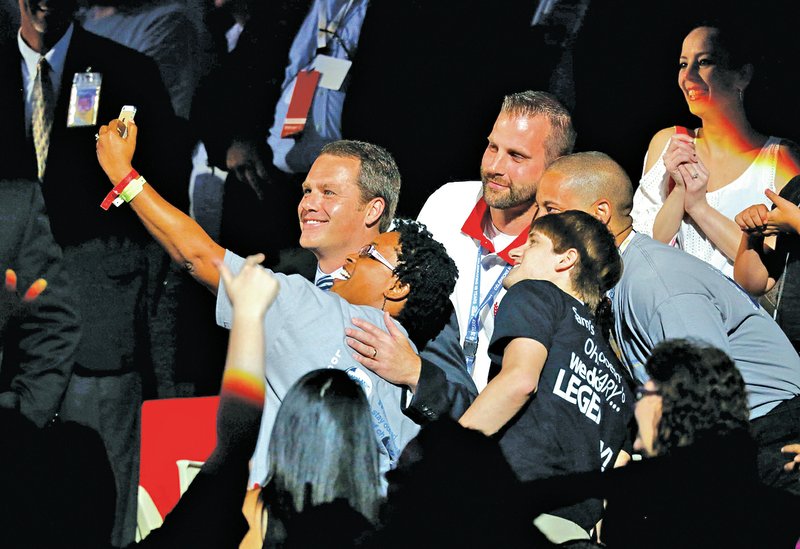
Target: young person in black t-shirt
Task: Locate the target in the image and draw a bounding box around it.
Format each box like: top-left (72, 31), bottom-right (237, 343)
top-left (460, 210), bottom-right (635, 539)
top-left (735, 174), bottom-right (800, 352)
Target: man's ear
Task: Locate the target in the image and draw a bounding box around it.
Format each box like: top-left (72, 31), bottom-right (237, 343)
top-left (364, 197), bottom-right (386, 228)
top-left (556, 248), bottom-right (579, 273)
top-left (384, 278), bottom-right (410, 302)
top-left (590, 199), bottom-right (613, 226)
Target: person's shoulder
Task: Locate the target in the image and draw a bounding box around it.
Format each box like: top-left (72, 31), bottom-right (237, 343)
top-left (773, 138), bottom-right (800, 190)
top-left (617, 235), bottom-right (672, 290)
top-left (622, 235), bottom-right (732, 297)
top-left (71, 24), bottom-right (158, 69)
top-left (417, 181), bottom-right (483, 235)
top-left (419, 181), bottom-right (482, 212)
top-left (624, 233), bottom-right (668, 261)
top-left (503, 280), bottom-right (566, 313)
top-left (647, 127), bottom-right (676, 155)
top-left (779, 173), bottom-right (800, 202)
top-left (624, 234), bottom-right (698, 276)
top-left (508, 278), bottom-right (561, 297)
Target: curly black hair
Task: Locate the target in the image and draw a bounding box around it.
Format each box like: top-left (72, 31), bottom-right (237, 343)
top-left (645, 339), bottom-right (750, 456)
top-left (392, 219), bottom-right (458, 347)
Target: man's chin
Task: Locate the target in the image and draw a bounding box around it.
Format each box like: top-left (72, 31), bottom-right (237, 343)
top-left (502, 273), bottom-right (519, 290)
top-left (298, 230), bottom-right (324, 249)
top-left (482, 185), bottom-right (517, 210)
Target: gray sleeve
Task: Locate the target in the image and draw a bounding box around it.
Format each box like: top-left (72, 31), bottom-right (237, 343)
top-left (215, 253), bottom-right (298, 335)
top-left (647, 294), bottom-right (733, 355)
top-left (214, 250), bottom-right (246, 330)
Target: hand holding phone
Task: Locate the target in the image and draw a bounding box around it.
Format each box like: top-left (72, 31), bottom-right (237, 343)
top-left (117, 105), bottom-right (137, 138)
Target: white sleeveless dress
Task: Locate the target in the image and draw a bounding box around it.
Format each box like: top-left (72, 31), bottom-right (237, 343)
top-left (632, 135), bottom-right (780, 277)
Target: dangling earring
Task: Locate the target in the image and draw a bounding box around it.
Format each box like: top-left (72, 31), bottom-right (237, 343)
top-left (737, 88), bottom-right (744, 102)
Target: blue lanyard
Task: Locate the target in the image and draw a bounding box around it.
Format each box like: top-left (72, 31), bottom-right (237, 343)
top-left (463, 247), bottom-right (511, 375)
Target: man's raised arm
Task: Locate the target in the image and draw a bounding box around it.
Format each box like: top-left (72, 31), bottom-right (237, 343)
top-left (96, 119), bottom-right (224, 293)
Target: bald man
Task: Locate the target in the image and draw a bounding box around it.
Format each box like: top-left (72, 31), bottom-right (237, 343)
top-left (534, 151), bottom-right (800, 495)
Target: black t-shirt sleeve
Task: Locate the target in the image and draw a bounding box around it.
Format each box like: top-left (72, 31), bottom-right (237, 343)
top-left (488, 280), bottom-right (564, 365)
top-left (779, 174), bottom-right (800, 204)
top-left (774, 175), bottom-right (800, 266)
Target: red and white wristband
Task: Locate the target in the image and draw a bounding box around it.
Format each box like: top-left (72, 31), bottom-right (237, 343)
top-left (100, 169), bottom-right (146, 210)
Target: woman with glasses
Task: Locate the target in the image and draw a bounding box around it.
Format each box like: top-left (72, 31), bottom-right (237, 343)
top-left (459, 211), bottom-right (635, 542)
top-left (593, 338), bottom-right (800, 547)
top-left (631, 339), bottom-right (750, 458)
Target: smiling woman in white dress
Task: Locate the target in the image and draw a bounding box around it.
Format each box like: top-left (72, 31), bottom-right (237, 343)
top-left (631, 21), bottom-right (800, 278)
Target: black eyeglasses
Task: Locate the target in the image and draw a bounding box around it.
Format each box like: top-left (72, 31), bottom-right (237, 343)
top-left (634, 385), bottom-right (661, 401)
top-left (358, 244), bottom-right (396, 272)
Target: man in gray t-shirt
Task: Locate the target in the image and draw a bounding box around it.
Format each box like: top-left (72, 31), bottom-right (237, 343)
top-left (216, 220), bottom-right (457, 486)
top-left (95, 125), bottom-right (460, 487)
top-left (613, 233), bottom-right (800, 417)
top-left (217, 251), bottom-right (416, 486)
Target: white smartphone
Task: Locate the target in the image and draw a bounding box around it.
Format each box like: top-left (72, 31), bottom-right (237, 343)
top-left (117, 105), bottom-right (137, 138)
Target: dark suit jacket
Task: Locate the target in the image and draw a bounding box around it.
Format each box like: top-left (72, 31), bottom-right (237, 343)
top-left (0, 24), bottom-right (189, 374)
top-left (0, 180), bottom-right (80, 427)
top-left (0, 23), bottom-right (188, 245)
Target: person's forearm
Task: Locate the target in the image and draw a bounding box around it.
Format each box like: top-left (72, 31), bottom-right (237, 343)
top-left (459, 365), bottom-right (535, 435)
top-left (98, 122), bottom-right (225, 292)
top-left (212, 309), bottom-right (267, 462)
top-left (226, 310), bottom-right (266, 383)
top-left (685, 202), bottom-right (745, 261)
top-left (652, 188), bottom-right (685, 243)
top-left (733, 233), bottom-right (775, 295)
top-left (123, 179), bottom-right (224, 293)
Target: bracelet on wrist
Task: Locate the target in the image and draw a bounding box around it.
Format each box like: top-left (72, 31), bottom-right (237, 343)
top-left (120, 176), bottom-right (146, 203)
top-left (100, 168), bottom-right (138, 210)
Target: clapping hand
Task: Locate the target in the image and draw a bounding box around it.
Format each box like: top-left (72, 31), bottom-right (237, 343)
top-left (663, 134), bottom-right (710, 213)
top-left (663, 133), bottom-right (698, 189)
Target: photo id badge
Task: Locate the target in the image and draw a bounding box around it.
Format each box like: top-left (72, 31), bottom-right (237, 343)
top-left (67, 71), bottom-right (102, 127)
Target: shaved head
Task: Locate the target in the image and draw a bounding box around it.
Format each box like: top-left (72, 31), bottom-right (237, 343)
top-left (547, 152), bottom-right (634, 218)
top-left (534, 152), bottom-right (634, 241)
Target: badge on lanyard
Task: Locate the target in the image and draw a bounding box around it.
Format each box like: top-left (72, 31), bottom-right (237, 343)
top-left (280, 69), bottom-right (321, 138)
top-left (67, 69), bottom-right (102, 127)
top-left (311, 54), bottom-right (351, 91)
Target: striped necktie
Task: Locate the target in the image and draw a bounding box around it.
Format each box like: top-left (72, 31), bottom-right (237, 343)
top-left (315, 273), bottom-right (334, 291)
top-left (32, 56), bottom-right (54, 181)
